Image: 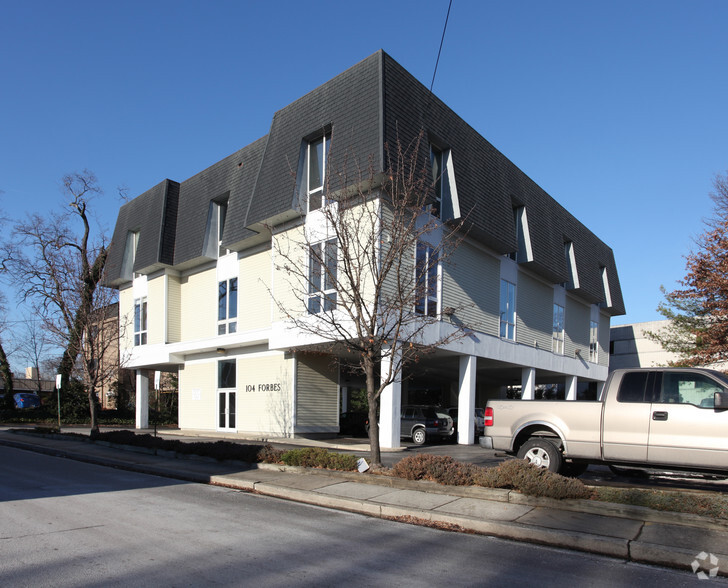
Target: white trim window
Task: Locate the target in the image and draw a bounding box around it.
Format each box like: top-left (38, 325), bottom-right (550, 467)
top-left (134, 297), bottom-right (147, 346)
top-left (308, 238), bottom-right (337, 313)
top-left (552, 304), bottom-right (565, 354)
top-left (218, 277), bottom-right (238, 335)
top-left (429, 144), bottom-right (460, 220)
top-left (589, 320), bottom-right (599, 362)
top-left (415, 241), bottom-right (439, 317)
top-left (499, 279), bottom-right (516, 340)
top-left (306, 134), bottom-right (331, 212)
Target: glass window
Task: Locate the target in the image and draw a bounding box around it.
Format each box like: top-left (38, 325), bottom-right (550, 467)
top-left (617, 371), bottom-right (649, 403)
top-left (308, 239), bottom-right (337, 314)
top-left (659, 372), bottom-right (723, 408)
top-left (134, 297), bottom-right (147, 346)
top-left (552, 304), bottom-right (564, 354)
top-left (306, 134), bottom-right (330, 212)
top-left (415, 242), bottom-right (438, 317)
top-left (500, 280), bottom-right (516, 340)
top-left (217, 201), bottom-right (228, 257)
top-left (218, 359), bottom-right (236, 389)
top-left (430, 145), bottom-right (443, 217)
top-left (218, 278), bottom-right (238, 335)
top-left (589, 320), bottom-right (599, 362)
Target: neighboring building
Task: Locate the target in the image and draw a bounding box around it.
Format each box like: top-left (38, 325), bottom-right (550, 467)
top-left (107, 51), bottom-right (624, 447)
top-left (609, 321), bottom-right (677, 370)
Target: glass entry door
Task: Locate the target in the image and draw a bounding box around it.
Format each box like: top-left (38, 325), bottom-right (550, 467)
top-left (218, 391), bottom-right (236, 430)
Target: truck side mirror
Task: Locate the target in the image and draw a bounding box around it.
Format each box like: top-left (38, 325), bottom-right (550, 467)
top-left (714, 390), bottom-right (728, 410)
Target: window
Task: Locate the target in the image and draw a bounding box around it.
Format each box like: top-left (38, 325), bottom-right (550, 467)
top-left (218, 278), bottom-right (238, 335)
top-left (306, 134), bottom-right (331, 212)
top-left (415, 242), bottom-right (439, 317)
top-left (659, 372), bottom-right (723, 408)
top-left (308, 239), bottom-right (337, 313)
top-left (600, 266), bottom-right (612, 308)
top-left (218, 359), bottom-right (236, 389)
top-left (134, 297), bottom-right (147, 346)
top-left (589, 321), bottom-right (599, 362)
top-left (121, 230), bottom-right (140, 280)
top-left (500, 280), bottom-right (516, 340)
top-left (217, 200), bottom-right (228, 257)
top-left (508, 207), bottom-right (533, 262)
top-left (203, 198), bottom-right (230, 258)
top-left (564, 241), bottom-right (579, 289)
top-left (428, 144), bottom-right (459, 220)
top-left (552, 304), bottom-right (565, 354)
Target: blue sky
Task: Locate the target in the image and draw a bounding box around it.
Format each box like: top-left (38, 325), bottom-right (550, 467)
top-left (2, 0), bottom-right (727, 330)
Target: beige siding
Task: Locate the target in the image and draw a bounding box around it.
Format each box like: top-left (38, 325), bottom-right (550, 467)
top-left (237, 353), bottom-right (292, 435)
top-left (296, 353), bottom-right (338, 432)
top-left (180, 267), bottom-right (217, 340)
top-left (167, 275), bottom-right (181, 343)
top-left (178, 362), bottom-right (216, 430)
top-left (239, 247), bottom-right (273, 331)
top-left (442, 241), bottom-right (499, 335)
top-left (272, 227), bottom-right (307, 322)
top-left (119, 286), bottom-right (134, 350)
top-left (516, 273), bottom-right (552, 350)
top-left (565, 297), bottom-right (590, 358)
top-left (147, 276), bottom-right (165, 345)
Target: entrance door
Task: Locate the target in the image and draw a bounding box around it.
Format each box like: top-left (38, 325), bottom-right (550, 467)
top-left (218, 390), bottom-right (236, 430)
top-left (217, 359), bottom-right (237, 431)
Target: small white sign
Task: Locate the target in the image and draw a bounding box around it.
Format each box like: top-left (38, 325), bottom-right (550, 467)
top-left (192, 388), bottom-right (201, 401)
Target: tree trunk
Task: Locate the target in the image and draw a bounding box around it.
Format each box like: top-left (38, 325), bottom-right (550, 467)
top-left (88, 386), bottom-right (100, 435)
top-left (0, 340), bottom-right (14, 409)
top-left (365, 356), bottom-right (382, 466)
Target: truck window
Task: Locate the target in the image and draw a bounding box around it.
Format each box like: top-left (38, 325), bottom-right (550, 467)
top-left (617, 372), bottom-right (649, 403)
top-left (658, 373), bottom-right (723, 408)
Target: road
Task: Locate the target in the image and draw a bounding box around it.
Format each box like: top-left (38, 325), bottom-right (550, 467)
top-left (1, 446), bottom-right (717, 587)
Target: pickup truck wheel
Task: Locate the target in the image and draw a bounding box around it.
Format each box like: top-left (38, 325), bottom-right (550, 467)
top-left (517, 439), bottom-right (563, 474)
top-left (412, 428), bottom-right (426, 445)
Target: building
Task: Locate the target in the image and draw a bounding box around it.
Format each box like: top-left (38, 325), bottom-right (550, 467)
top-left (106, 51), bottom-right (624, 447)
top-left (609, 321), bottom-right (676, 370)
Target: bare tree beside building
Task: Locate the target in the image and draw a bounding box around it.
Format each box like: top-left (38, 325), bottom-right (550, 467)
top-left (272, 134), bottom-right (470, 466)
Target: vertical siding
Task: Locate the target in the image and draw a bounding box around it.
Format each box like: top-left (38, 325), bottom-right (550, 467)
top-left (272, 227), bottom-right (307, 322)
top-left (564, 297), bottom-right (590, 358)
top-left (180, 266), bottom-right (217, 340)
top-left (167, 275), bottom-right (181, 343)
top-left (239, 247), bottom-right (273, 332)
top-left (178, 362), bottom-right (216, 430)
top-left (599, 313), bottom-right (610, 367)
top-left (516, 273), bottom-right (552, 350)
top-left (443, 241), bottom-right (500, 335)
top-left (147, 276), bottom-right (165, 345)
top-left (296, 353), bottom-right (338, 432)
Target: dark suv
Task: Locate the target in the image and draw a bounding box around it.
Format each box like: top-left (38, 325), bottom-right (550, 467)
top-left (400, 405), bottom-right (454, 445)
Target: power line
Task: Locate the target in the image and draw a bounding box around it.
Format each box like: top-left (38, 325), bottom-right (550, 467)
top-left (430, 0), bottom-right (453, 93)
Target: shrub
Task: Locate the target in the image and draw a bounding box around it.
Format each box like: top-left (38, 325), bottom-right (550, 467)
top-left (280, 447), bottom-right (358, 471)
top-left (478, 459), bottom-right (593, 500)
top-left (391, 454), bottom-right (479, 486)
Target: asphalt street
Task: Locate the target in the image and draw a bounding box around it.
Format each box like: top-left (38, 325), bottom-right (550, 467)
top-left (1, 445), bottom-right (717, 588)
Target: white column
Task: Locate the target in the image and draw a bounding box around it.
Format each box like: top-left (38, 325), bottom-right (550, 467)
top-left (135, 370), bottom-right (149, 429)
top-left (379, 347), bottom-right (402, 449)
top-left (521, 367), bottom-right (535, 400)
top-left (457, 355), bottom-right (477, 445)
top-left (566, 376), bottom-right (578, 400)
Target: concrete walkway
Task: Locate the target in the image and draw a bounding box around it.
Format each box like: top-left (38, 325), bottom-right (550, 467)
top-left (2, 427), bottom-right (727, 578)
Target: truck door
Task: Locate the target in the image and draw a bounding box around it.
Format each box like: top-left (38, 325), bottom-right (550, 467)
top-left (601, 371), bottom-right (653, 463)
top-left (647, 371), bottom-right (728, 470)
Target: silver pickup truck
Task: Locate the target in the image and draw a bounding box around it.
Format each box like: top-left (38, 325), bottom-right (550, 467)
top-left (481, 367), bottom-right (728, 476)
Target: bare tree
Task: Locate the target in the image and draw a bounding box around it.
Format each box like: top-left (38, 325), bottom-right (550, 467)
top-left (8, 171), bottom-right (111, 431)
top-left (272, 134), bottom-right (469, 465)
top-left (15, 314), bottom-right (52, 393)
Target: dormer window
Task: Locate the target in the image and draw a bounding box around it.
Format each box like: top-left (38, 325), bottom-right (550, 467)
top-left (600, 266), bottom-right (612, 308)
top-left (429, 144), bottom-right (459, 220)
top-left (507, 206), bottom-right (532, 262)
top-left (203, 196), bottom-right (230, 259)
top-left (306, 134), bottom-right (330, 212)
top-left (564, 241), bottom-right (579, 289)
top-left (121, 230), bottom-right (140, 281)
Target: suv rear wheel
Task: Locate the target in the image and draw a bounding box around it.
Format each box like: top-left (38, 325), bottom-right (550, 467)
top-left (412, 428), bottom-right (426, 445)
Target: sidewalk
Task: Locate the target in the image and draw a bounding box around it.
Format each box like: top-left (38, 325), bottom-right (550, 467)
top-left (2, 427), bottom-right (727, 578)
